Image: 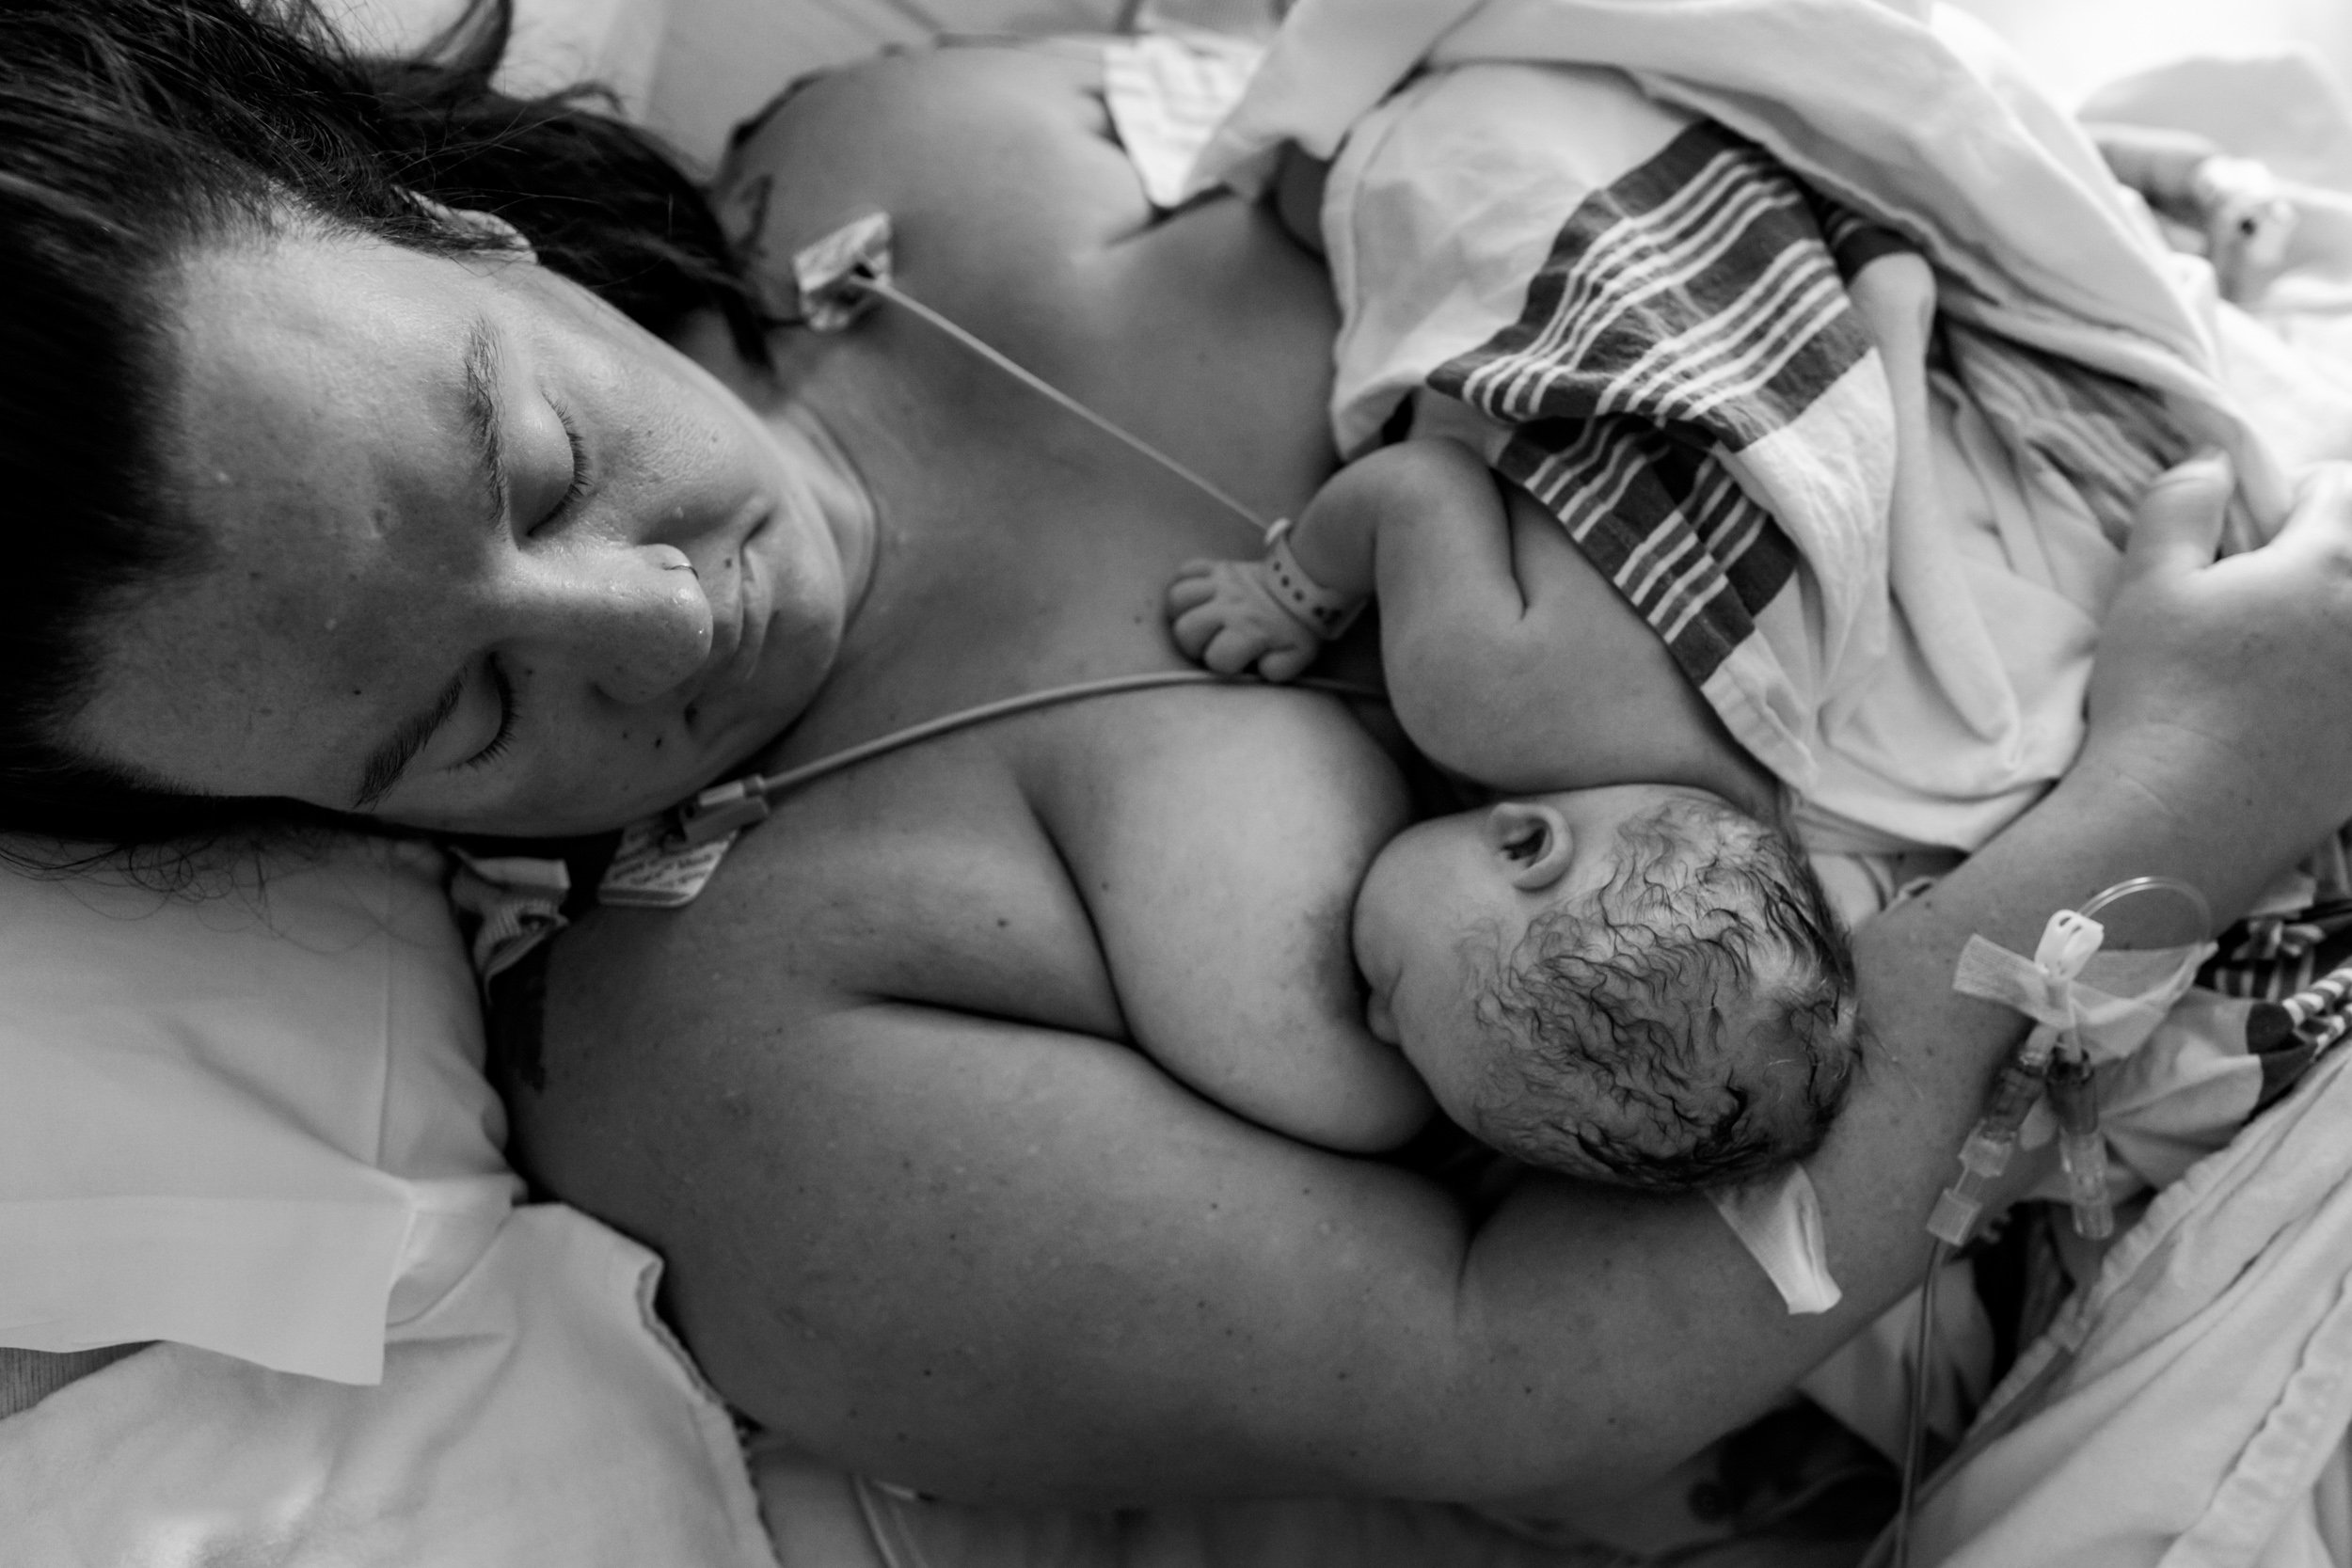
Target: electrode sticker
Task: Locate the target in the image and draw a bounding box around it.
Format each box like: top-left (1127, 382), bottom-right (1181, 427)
top-left (598, 817), bottom-right (741, 910)
top-left (793, 213), bottom-right (894, 332)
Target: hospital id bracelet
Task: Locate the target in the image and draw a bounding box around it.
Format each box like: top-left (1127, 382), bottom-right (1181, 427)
top-left (1263, 520), bottom-right (1366, 640)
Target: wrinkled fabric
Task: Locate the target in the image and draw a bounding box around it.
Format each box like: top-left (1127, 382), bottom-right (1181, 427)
top-left (0, 1208), bottom-right (779, 1568)
top-left (0, 839), bottom-right (514, 1384)
top-left (1905, 1047), bottom-right (2352, 1568)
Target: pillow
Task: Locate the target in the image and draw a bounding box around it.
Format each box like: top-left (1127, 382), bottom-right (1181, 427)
top-left (1, 1209), bottom-right (779, 1568)
top-left (0, 837), bottom-right (511, 1384)
top-left (0, 837), bottom-right (781, 1566)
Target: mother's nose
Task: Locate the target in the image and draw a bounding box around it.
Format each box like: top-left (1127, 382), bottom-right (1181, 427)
top-left (522, 542), bottom-right (715, 705)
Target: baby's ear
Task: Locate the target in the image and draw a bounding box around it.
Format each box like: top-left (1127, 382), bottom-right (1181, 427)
top-left (1486, 800), bottom-right (1574, 890)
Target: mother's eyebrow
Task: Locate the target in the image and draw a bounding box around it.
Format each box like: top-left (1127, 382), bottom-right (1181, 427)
top-left (461, 315), bottom-right (509, 531)
top-left (351, 671), bottom-right (469, 812)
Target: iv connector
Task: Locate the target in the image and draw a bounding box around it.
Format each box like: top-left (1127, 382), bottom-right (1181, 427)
top-left (673, 779), bottom-right (773, 847)
top-left (1927, 1188), bottom-right (1983, 1248)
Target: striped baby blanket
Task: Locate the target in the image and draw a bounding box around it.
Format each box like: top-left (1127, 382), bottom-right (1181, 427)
top-left (1187, 0), bottom-right (2280, 519)
top-left (1320, 58), bottom-right (2194, 852)
top-left (1426, 117), bottom-right (1869, 724)
top-left (1173, 0), bottom-right (2307, 853)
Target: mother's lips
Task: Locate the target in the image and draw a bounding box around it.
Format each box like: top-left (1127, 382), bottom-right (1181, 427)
top-left (676, 509), bottom-right (774, 710)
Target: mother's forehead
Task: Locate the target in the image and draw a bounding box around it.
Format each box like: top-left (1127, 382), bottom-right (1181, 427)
top-left (73, 240), bottom-right (507, 765)
top-left (166, 235), bottom-right (507, 554)
top-left (170, 234), bottom-right (485, 462)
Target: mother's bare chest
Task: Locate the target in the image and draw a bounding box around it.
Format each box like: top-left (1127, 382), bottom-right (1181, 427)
top-left (720, 43), bottom-right (1340, 553)
top-left (664, 682), bottom-right (1409, 1047)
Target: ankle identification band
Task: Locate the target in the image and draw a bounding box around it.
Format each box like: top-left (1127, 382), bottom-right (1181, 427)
top-left (1262, 517), bottom-right (1365, 640)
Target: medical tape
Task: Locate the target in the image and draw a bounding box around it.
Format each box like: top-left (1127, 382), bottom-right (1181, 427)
top-left (1707, 1164), bottom-right (1840, 1314)
top-left (447, 849), bottom-right (574, 984)
top-left (1951, 923), bottom-right (2211, 1068)
top-left (791, 212), bottom-right (892, 330)
top-left (1950, 910), bottom-right (2106, 1067)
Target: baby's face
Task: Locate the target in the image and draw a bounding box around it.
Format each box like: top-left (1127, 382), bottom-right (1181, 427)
top-left (1352, 784), bottom-right (1727, 1123)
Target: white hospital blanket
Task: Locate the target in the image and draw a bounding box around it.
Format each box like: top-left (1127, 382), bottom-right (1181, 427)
top-left (0, 1208), bottom-right (777, 1568)
top-left (1120, 3), bottom-right (2298, 858)
top-left (1184, 0), bottom-right (2289, 531)
top-left (0, 841), bottom-right (775, 1567)
top-left (1315, 56), bottom-right (2164, 856)
top-left (1910, 1041), bottom-right (2352, 1568)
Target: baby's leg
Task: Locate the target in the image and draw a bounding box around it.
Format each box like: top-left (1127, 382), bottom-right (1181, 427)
top-left (1168, 436), bottom-right (1776, 813)
top-left (1365, 449), bottom-right (1780, 815)
top-left (1844, 249), bottom-right (1937, 551)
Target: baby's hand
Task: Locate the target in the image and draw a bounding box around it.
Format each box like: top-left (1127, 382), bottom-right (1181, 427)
top-left (1167, 558), bottom-right (1323, 683)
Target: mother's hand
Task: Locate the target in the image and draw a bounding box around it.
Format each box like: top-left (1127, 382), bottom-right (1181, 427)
top-left (2081, 456), bottom-right (2352, 920)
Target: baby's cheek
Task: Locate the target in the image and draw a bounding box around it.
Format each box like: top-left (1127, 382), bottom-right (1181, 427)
top-left (1395, 999), bottom-right (1499, 1130)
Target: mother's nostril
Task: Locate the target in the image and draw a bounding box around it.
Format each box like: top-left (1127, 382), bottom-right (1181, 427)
top-left (585, 578), bottom-right (717, 705)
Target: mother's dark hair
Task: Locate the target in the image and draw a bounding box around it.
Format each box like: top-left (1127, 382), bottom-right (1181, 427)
top-left (0, 0), bottom-right (761, 856)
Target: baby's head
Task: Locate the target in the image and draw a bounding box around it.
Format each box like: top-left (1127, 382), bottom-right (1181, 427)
top-left (1354, 785), bottom-right (1858, 1192)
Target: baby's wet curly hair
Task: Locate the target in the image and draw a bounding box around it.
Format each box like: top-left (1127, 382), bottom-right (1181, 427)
top-left (1467, 795), bottom-right (1860, 1192)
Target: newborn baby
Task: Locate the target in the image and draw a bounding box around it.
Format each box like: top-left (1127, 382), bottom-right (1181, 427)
top-left (1168, 436), bottom-right (1860, 1191)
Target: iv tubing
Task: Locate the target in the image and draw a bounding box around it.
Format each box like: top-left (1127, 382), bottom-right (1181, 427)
top-left (2074, 874), bottom-right (2211, 935)
top-left (705, 670), bottom-right (1387, 824)
top-left (1891, 1238), bottom-right (1951, 1568)
top-left (850, 275), bottom-right (1279, 545)
top-left (1890, 873), bottom-right (2211, 1565)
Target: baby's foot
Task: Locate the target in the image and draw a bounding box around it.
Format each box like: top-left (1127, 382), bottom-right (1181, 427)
top-left (1166, 559), bottom-right (1323, 682)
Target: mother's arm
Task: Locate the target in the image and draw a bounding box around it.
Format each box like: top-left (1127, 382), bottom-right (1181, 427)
top-left (522, 463), bottom-right (2352, 1507)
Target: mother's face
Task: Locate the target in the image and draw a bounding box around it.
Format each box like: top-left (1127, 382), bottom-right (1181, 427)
top-left (72, 227), bottom-right (866, 837)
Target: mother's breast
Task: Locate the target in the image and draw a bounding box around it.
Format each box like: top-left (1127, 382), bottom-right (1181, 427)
top-left (539, 743), bottom-right (1125, 1074)
top-left (501, 674), bottom-right (1418, 1458)
top-left (520, 678), bottom-right (1408, 1110)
